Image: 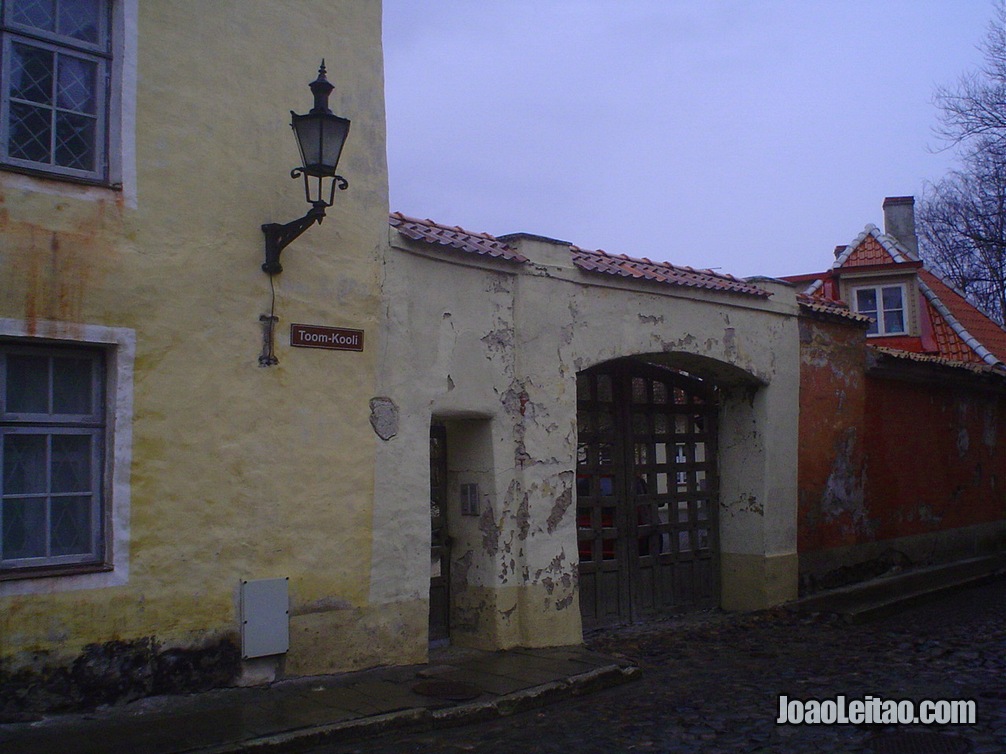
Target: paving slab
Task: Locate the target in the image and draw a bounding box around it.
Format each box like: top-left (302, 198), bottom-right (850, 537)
top-left (0, 645), bottom-right (638, 754)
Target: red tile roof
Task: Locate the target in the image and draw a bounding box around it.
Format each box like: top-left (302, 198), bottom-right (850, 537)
top-left (786, 223), bottom-right (1006, 367)
top-left (390, 212), bottom-right (769, 298)
top-left (871, 346), bottom-right (1006, 377)
top-left (834, 224), bottom-right (916, 266)
top-left (569, 247), bottom-right (770, 297)
top-left (796, 293), bottom-right (872, 324)
top-left (920, 270), bottom-right (1006, 364)
top-left (389, 212), bottom-right (529, 263)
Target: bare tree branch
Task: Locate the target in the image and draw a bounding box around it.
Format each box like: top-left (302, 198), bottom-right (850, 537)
top-left (920, 2), bottom-right (1006, 324)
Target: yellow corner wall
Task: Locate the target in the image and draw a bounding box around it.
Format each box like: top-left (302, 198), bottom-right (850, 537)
top-left (0, 0), bottom-right (394, 678)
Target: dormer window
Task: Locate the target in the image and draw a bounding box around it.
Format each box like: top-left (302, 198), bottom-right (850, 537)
top-left (853, 284), bottom-right (906, 336)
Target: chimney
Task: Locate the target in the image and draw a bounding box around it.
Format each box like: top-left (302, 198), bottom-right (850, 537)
top-left (882, 196), bottom-right (919, 258)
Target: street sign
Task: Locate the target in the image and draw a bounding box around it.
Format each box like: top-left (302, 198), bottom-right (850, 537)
top-left (290, 323), bottom-right (364, 352)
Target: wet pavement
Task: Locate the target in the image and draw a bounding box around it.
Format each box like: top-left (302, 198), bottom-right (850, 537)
top-left (0, 644), bottom-right (637, 754)
top-left (304, 577), bottom-right (1006, 754)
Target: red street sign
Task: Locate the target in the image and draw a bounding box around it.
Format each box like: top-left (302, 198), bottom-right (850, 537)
top-left (290, 323), bottom-right (364, 352)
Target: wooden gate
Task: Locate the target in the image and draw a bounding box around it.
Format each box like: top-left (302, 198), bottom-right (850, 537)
top-left (576, 360), bottom-right (719, 628)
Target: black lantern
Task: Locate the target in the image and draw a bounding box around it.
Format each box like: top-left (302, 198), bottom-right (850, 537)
top-left (262, 61), bottom-right (351, 275)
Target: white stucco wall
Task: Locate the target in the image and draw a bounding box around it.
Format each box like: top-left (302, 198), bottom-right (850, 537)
top-left (373, 229), bottom-right (801, 650)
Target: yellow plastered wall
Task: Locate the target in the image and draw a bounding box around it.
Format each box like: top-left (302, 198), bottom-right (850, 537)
top-left (0, 0), bottom-right (400, 676)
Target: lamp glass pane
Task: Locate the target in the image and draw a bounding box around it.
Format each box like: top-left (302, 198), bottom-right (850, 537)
top-left (292, 112), bottom-right (349, 177)
top-left (319, 116), bottom-right (349, 171)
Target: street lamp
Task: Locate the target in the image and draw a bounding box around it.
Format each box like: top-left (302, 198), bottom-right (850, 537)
top-left (262, 61), bottom-right (351, 275)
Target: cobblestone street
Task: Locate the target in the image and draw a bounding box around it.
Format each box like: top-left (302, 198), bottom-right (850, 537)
top-left (306, 578), bottom-right (1006, 754)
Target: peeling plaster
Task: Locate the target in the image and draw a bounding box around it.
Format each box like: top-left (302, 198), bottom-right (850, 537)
top-left (516, 494), bottom-right (530, 541)
top-left (481, 326), bottom-right (514, 356)
top-left (820, 428), bottom-right (874, 537)
top-left (479, 502), bottom-right (500, 556)
top-left (452, 550), bottom-right (474, 593)
top-left (723, 327), bottom-right (737, 359)
top-left (546, 483), bottom-right (573, 534)
top-left (530, 549), bottom-right (576, 610)
top-left (722, 494), bottom-right (764, 517)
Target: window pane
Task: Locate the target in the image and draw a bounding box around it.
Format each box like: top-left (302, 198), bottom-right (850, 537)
top-left (631, 377), bottom-right (647, 403)
top-left (50, 494), bottom-right (91, 555)
top-left (652, 381), bottom-right (668, 404)
top-left (3, 434), bottom-right (48, 494)
top-left (56, 55), bottom-right (97, 113)
top-left (57, 0), bottom-right (101, 43)
top-left (882, 286), bottom-right (903, 310)
top-left (9, 102), bottom-right (53, 163)
top-left (51, 434), bottom-right (91, 492)
top-left (6, 354), bottom-right (49, 413)
top-left (10, 44), bottom-right (54, 105)
top-left (855, 288), bottom-right (877, 314)
top-left (9, 0), bottom-right (57, 32)
top-left (884, 310), bottom-right (905, 334)
top-left (52, 356), bottom-right (93, 414)
top-left (2, 498), bottom-right (47, 559)
top-left (55, 111), bottom-right (96, 170)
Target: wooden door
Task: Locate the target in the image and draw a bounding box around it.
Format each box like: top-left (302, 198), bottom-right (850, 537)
top-left (429, 424), bottom-right (450, 643)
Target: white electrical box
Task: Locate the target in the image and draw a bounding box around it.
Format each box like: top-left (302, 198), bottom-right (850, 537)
top-left (240, 577), bottom-right (290, 659)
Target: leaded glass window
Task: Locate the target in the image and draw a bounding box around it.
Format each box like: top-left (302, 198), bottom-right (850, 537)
top-left (1, 344), bottom-right (105, 571)
top-left (1, 0), bottom-right (110, 181)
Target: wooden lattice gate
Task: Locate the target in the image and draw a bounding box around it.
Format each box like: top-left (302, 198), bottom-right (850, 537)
top-left (576, 360), bottom-right (719, 628)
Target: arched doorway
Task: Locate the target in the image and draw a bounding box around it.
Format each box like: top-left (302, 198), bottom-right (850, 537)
top-left (577, 358), bottom-right (719, 628)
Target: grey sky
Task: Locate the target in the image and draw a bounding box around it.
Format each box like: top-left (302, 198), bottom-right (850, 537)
top-left (382, 1), bottom-right (994, 278)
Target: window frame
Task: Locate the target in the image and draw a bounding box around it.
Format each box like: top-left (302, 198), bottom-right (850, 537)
top-left (0, 0), bottom-right (114, 184)
top-left (852, 282), bottom-right (908, 337)
top-left (0, 342), bottom-right (109, 575)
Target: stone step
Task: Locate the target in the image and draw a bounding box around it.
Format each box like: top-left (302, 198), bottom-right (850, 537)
top-left (790, 553), bottom-right (1006, 623)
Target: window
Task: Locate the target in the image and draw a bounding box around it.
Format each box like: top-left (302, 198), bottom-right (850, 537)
top-left (1, 344), bottom-right (106, 573)
top-left (854, 284), bottom-right (907, 336)
top-left (1, 0), bottom-right (111, 182)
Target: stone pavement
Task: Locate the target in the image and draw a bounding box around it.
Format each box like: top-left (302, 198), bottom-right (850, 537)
top-left (309, 577), bottom-right (1006, 754)
top-left (3, 574), bottom-right (1005, 754)
top-left (0, 644), bottom-right (639, 754)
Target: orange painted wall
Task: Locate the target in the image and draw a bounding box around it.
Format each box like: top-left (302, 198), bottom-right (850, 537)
top-left (797, 315), bottom-right (1006, 555)
top-left (796, 317), bottom-right (869, 552)
top-left (863, 378), bottom-right (1006, 538)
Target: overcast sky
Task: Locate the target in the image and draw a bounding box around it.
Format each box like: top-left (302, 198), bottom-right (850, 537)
top-left (382, 1), bottom-right (996, 279)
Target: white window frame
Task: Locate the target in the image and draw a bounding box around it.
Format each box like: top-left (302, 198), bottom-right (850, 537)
top-left (852, 283), bottom-right (908, 337)
top-left (1, 344), bottom-right (105, 571)
top-left (0, 0), bottom-right (116, 185)
top-left (0, 318), bottom-right (133, 595)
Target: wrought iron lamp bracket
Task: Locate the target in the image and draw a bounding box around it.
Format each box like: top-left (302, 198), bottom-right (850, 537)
top-left (261, 171), bottom-right (348, 275)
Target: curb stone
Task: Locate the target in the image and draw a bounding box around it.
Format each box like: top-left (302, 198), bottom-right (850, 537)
top-left (194, 664), bottom-right (640, 754)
